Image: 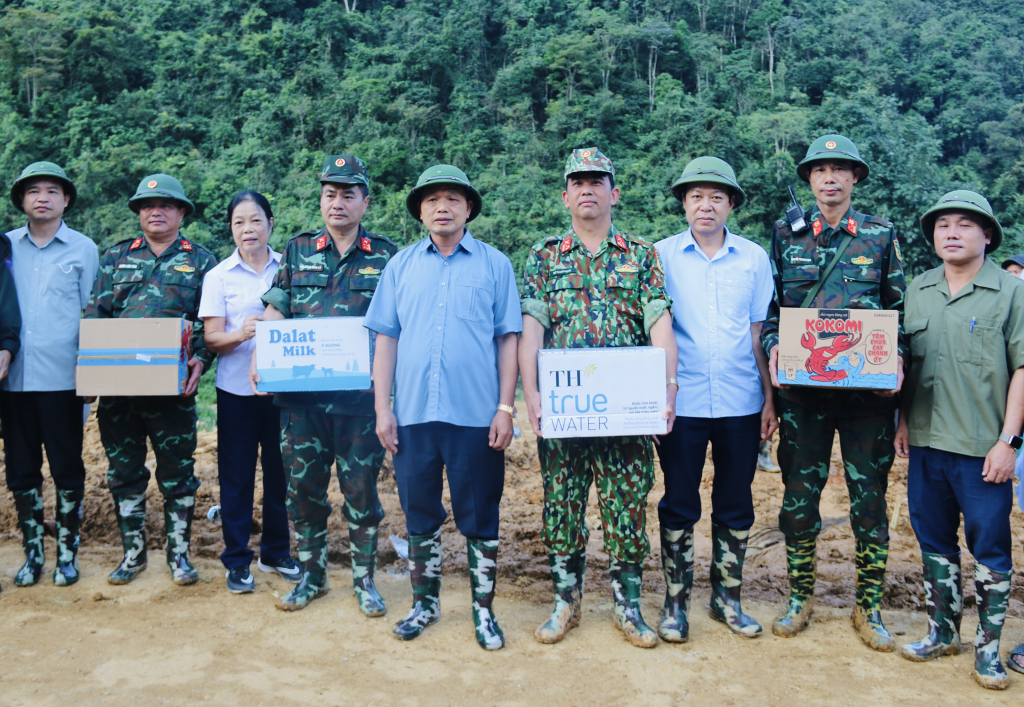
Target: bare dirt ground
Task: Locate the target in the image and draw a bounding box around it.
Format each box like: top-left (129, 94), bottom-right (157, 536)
top-left (2, 409), bottom-right (1024, 705)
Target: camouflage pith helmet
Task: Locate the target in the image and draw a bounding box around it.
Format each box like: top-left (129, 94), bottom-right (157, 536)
top-left (320, 154), bottom-right (369, 188)
top-left (405, 164), bottom-right (483, 222)
top-left (920, 190), bottom-right (1003, 253)
top-left (10, 161), bottom-right (77, 213)
top-left (670, 156), bottom-right (745, 207)
top-left (797, 134), bottom-right (870, 184)
top-left (128, 174), bottom-right (195, 216)
top-left (564, 147), bottom-right (614, 180)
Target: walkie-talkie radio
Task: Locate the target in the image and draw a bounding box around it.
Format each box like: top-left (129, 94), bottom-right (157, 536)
top-left (786, 186), bottom-right (807, 232)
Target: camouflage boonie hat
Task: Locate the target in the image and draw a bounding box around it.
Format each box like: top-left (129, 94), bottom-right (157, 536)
top-left (128, 174), bottom-right (195, 216)
top-left (671, 156), bottom-right (745, 207)
top-left (564, 147), bottom-right (614, 180)
top-left (797, 134), bottom-right (870, 184)
top-left (406, 164), bottom-right (483, 222)
top-left (920, 190), bottom-right (1003, 253)
top-left (11, 161), bottom-right (77, 212)
top-left (320, 154), bottom-right (369, 188)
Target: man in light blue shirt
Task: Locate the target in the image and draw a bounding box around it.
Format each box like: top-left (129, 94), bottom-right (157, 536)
top-left (652, 157), bottom-right (775, 643)
top-left (1, 162), bottom-right (99, 589)
top-left (366, 164), bottom-right (521, 650)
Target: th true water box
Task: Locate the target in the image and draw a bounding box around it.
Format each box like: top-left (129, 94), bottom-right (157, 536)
top-left (538, 346), bottom-right (667, 438)
top-left (255, 317), bottom-right (371, 393)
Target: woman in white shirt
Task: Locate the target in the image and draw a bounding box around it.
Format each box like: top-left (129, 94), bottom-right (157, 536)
top-left (200, 191), bottom-right (299, 593)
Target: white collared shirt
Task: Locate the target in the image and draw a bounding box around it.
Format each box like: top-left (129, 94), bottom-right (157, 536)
top-left (199, 245), bottom-right (281, 396)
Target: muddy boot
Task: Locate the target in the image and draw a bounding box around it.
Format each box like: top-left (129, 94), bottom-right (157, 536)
top-left (277, 538), bottom-right (330, 611)
top-left (709, 524), bottom-right (762, 637)
top-left (392, 530), bottom-right (442, 641)
top-left (773, 537), bottom-right (816, 637)
top-left (468, 538), bottom-right (504, 650)
top-left (901, 553), bottom-right (962, 661)
top-left (851, 540), bottom-right (894, 652)
top-left (13, 488), bottom-right (45, 587)
top-left (535, 552), bottom-right (585, 644)
top-left (53, 487), bottom-right (84, 587)
top-left (350, 523), bottom-right (386, 617)
top-left (973, 564), bottom-right (1012, 690)
top-left (609, 558), bottom-right (658, 648)
top-left (164, 495), bottom-right (198, 586)
top-left (108, 493), bottom-right (148, 585)
top-left (659, 527), bottom-right (693, 643)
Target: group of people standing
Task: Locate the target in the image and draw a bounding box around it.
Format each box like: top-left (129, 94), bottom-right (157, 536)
top-left (0, 133), bottom-right (1022, 691)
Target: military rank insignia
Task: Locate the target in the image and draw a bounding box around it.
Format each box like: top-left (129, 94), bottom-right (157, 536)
top-left (615, 264), bottom-right (639, 273)
top-left (358, 267), bottom-right (381, 276)
top-left (180, 239), bottom-right (193, 251)
top-left (846, 217), bottom-right (858, 235)
top-left (360, 236), bottom-right (372, 253)
top-left (316, 234), bottom-right (328, 251)
top-left (174, 264), bottom-right (196, 273)
top-left (894, 238), bottom-right (903, 263)
top-left (811, 219), bottom-right (823, 238)
top-left (130, 237), bottom-right (144, 250)
top-left (614, 233), bottom-right (627, 250)
top-left (560, 237), bottom-right (572, 254)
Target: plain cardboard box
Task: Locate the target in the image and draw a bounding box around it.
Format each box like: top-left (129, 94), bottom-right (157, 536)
top-left (778, 308), bottom-right (899, 390)
top-left (255, 317), bottom-right (370, 393)
top-left (538, 346), bottom-right (667, 438)
top-left (77, 318), bottom-right (192, 396)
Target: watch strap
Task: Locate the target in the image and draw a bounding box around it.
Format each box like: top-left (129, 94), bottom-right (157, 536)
top-left (999, 432), bottom-right (1023, 450)
top-left (497, 403), bottom-right (516, 417)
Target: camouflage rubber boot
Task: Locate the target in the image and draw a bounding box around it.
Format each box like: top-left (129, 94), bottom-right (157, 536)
top-left (350, 523), bottom-right (386, 617)
top-left (900, 553), bottom-right (962, 661)
top-left (468, 538), bottom-right (505, 650)
top-left (108, 493), bottom-right (148, 585)
top-left (851, 540), bottom-right (894, 652)
top-left (772, 537), bottom-right (816, 637)
top-left (659, 527), bottom-right (693, 643)
top-left (164, 495), bottom-right (198, 586)
top-left (609, 558), bottom-right (658, 648)
top-left (12, 488), bottom-right (45, 587)
top-left (53, 488), bottom-right (85, 587)
top-left (392, 530), bottom-right (442, 641)
top-left (276, 553), bottom-right (330, 611)
top-left (535, 552), bottom-right (586, 644)
top-left (708, 524), bottom-right (762, 638)
top-left (973, 564), bottom-right (1012, 690)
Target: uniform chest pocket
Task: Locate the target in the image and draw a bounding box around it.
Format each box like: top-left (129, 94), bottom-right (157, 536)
top-left (455, 278), bottom-right (493, 323)
top-left (718, 282), bottom-right (753, 319)
top-left (112, 268), bottom-right (145, 303)
top-left (781, 264), bottom-right (818, 283)
top-left (349, 274), bottom-right (380, 295)
top-left (607, 271), bottom-right (641, 316)
top-left (905, 317), bottom-right (929, 365)
top-left (545, 276), bottom-right (583, 323)
top-left (291, 271), bottom-right (328, 288)
top-left (955, 316), bottom-right (1002, 367)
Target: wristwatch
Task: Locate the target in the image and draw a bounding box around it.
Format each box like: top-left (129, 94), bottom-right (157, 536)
top-left (497, 403), bottom-right (516, 418)
top-left (667, 378), bottom-right (679, 387)
top-left (999, 432), bottom-right (1023, 450)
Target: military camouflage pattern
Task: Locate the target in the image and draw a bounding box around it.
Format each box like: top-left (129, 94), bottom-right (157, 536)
top-left (278, 572), bottom-right (330, 611)
top-left (659, 527), bottom-right (694, 643)
top-left (709, 524), bottom-right (761, 637)
top-left (535, 551), bottom-right (586, 644)
top-left (393, 530), bottom-right (442, 641)
top-left (164, 495), bottom-right (197, 585)
top-left (901, 553), bottom-right (963, 661)
top-left (84, 235), bottom-right (217, 372)
top-left (852, 604), bottom-right (895, 652)
top-left (53, 487), bottom-right (84, 586)
top-left (350, 523), bottom-right (386, 617)
top-left (468, 538), bottom-right (504, 650)
top-left (13, 487), bottom-right (44, 587)
top-left (609, 558), bottom-right (658, 648)
top-left (773, 537), bottom-right (816, 637)
top-left (521, 225), bottom-right (671, 349)
top-left (974, 564), bottom-right (1012, 689)
top-left (537, 435), bottom-right (654, 563)
top-left (108, 492), bottom-right (148, 585)
top-left (855, 539), bottom-right (889, 613)
top-left (320, 154), bottom-right (369, 187)
top-left (564, 147), bottom-right (614, 178)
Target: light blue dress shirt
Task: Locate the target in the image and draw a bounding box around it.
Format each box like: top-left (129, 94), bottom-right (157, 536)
top-left (364, 230), bottom-right (522, 428)
top-left (5, 221), bottom-right (99, 391)
top-left (655, 228), bottom-right (773, 419)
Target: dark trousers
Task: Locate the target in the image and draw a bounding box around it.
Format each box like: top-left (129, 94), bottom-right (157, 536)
top-left (656, 413), bottom-right (760, 531)
top-left (217, 389), bottom-right (290, 569)
top-left (908, 445), bottom-right (1013, 573)
top-left (392, 422), bottom-right (504, 540)
top-left (0, 390), bottom-right (86, 492)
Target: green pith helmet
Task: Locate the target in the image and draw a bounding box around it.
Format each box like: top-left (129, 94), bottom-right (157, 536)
top-left (405, 165), bottom-right (483, 222)
top-left (564, 147), bottom-right (614, 179)
top-left (10, 161), bottom-right (77, 213)
top-left (797, 134), bottom-right (870, 184)
top-left (920, 190), bottom-right (1004, 253)
top-left (670, 156), bottom-right (745, 207)
top-left (128, 174), bottom-right (195, 216)
top-left (320, 154), bottom-right (369, 187)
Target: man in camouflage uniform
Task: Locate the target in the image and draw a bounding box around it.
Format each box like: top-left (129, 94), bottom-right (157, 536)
top-left (519, 148), bottom-right (677, 648)
top-left (85, 174), bottom-right (217, 586)
top-left (762, 134), bottom-right (907, 650)
top-left (253, 155), bottom-right (396, 613)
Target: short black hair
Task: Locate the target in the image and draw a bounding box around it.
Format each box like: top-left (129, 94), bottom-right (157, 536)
top-left (228, 190), bottom-right (273, 224)
top-left (321, 182), bottom-right (369, 200)
top-left (565, 172), bottom-right (615, 190)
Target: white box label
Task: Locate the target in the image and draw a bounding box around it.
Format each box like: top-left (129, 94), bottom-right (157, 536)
top-left (255, 317), bottom-right (370, 393)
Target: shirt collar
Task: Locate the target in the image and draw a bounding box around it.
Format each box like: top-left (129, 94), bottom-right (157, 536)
top-left (226, 245), bottom-right (280, 271)
top-left (807, 205), bottom-right (859, 236)
top-left (678, 227), bottom-right (737, 256)
top-left (12, 220), bottom-right (70, 245)
top-left (920, 259), bottom-right (1003, 295)
top-left (422, 228), bottom-right (475, 255)
top-left (562, 224), bottom-right (627, 254)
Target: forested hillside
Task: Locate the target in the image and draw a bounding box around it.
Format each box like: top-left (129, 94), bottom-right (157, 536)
top-left (2, 0), bottom-right (1024, 276)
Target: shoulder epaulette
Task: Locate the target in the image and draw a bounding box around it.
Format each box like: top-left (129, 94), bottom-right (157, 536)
top-left (289, 230), bottom-right (320, 242)
top-left (863, 215), bottom-right (892, 229)
top-left (624, 233), bottom-right (653, 248)
top-left (366, 231), bottom-right (398, 247)
top-left (532, 234), bottom-right (563, 252)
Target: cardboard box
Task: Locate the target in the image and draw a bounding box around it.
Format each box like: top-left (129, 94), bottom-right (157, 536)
top-left (255, 317), bottom-right (371, 393)
top-left (778, 308), bottom-right (899, 390)
top-left (77, 318), bottom-right (192, 396)
top-left (538, 347), bottom-right (667, 438)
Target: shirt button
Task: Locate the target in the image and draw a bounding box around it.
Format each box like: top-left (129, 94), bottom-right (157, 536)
top-left (434, 349), bottom-right (439, 354)
top-left (441, 282), bottom-right (446, 286)
top-left (433, 373), bottom-right (438, 377)
top-left (436, 326), bottom-right (441, 330)
top-left (938, 355), bottom-right (943, 360)
top-left (439, 303), bottom-right (444, 307)
top-left (444, 263), bottom-right (448, 267)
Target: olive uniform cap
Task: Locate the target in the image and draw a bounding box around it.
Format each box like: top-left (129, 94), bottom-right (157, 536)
top-left (564, 147), bottom-right (614, 180)
top-left (320, 154), bottom-right (369, 187)
top-left (920, 190), bottom-right (1004, 254)
top-left (128, 174), bottom-right (195, 216)
top-left (406, 165), bottom-right (483, 222)
top-left (11, 161), bottom-right (77, 213)
top-left (670, 156), bottom-right (746, 207)
top-left (797, 134), bottom-right (870, 184)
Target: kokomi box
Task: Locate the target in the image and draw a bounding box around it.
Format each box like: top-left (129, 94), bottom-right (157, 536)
top-left (538, 346), bottom-right (667, 438)
top-left (77, 318), bottom-right (192, 396)
top-left (777, 308), bottom-right (899, 390)
top-left (255, 317), bottom-right (371, 393)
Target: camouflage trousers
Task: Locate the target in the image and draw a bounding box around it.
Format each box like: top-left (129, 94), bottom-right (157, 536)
top-left (538, 435), bottom-right (654, 563)
top-left (97, 396), bottom-right (200, 500)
